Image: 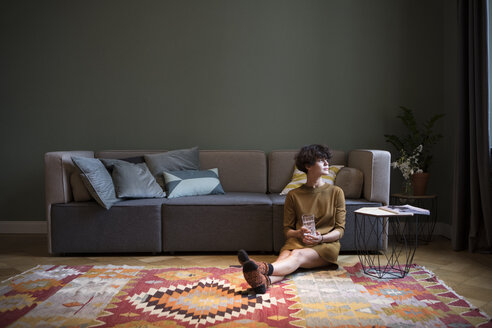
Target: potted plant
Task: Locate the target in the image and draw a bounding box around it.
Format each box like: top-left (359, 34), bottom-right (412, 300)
top-left (385, 106), bottom-right (445, 195)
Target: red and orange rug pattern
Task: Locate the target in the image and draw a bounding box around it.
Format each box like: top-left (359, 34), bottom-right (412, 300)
top-left (0, 263), bottom-right (490, 327)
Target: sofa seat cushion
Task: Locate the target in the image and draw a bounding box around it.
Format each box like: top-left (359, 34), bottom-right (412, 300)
top-left (161, 192), bottom-right (272, 206)
top-left (51, 199), bottom-right (163, 253)
top-left (342, 199), bottom-right (383, 251)
top-left (270, 195), bottom-right (377, 206)
top-left (269, 194), bottom-right (286, 206)
top-left (162, 204), bottom-right (273, 252)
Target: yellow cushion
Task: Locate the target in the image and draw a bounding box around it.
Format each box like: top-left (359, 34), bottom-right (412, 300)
top-left (280, 165), bottom-right (343, 195)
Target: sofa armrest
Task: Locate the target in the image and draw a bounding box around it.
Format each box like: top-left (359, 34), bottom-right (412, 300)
top-left (45, 151), bottom-right (94, 209)
top-left (45, 151), bottom-right (93, 253)
top-left (348, 149), bottom-right (390, 205)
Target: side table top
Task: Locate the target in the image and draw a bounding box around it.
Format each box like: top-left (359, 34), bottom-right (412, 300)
top-left (354, 207), bottom-right (414, 217)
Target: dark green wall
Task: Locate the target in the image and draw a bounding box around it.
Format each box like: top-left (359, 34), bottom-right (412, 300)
top-left (0, 0), bottom-right (455, 224)
top-left (490, 0), bottom-right (492, 145)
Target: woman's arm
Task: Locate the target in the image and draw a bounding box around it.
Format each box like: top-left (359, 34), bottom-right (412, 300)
top-left (285, 227), bottom-right (305, 240)
top-left (283, 193), bottom-right (298, 236)
top-left (333, 187), bottom-right (346, 238)
top-left (283, 193), bottom-right (311, 241)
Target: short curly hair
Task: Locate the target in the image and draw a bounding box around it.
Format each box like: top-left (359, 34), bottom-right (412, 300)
top-left (295, 144), bottom-right (332, 173)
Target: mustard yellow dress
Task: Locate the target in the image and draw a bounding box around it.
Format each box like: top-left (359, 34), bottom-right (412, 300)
top-left (280, 183), bottom-right (346, 265)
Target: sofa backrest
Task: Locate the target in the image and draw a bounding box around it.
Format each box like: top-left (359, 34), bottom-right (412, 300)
top-left (200, 150), bottom-right (267, 193)
top-left (96, 149), bottom-right (268, 193)
top-left (268, 150), bottom-right (346, 194)
top-left (96, 150), bottom-right (164, 160)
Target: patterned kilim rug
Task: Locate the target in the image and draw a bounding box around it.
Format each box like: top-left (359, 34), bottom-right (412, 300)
top-left (1, 263), bottom-right (491, 327)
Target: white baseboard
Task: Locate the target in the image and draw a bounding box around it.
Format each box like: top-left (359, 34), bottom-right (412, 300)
top-left (0, 221), bottom-right (47, 234)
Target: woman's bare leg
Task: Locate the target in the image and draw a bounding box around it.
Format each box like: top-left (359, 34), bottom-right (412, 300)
top-left (268, 248), bottom-right (328, 284)
top-left (268, 250), bottom-right (293, 283)
top-left (275, 250), bottom-right (293, 262)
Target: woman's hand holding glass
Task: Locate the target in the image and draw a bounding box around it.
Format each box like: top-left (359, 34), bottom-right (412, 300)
top-left (300, 214), bottom-right (321, 245)
top-left (299, 226), bottom-right (323, 245)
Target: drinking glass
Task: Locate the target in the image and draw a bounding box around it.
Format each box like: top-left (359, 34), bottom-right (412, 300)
top-left (301, 214), bottom-right (316, 236)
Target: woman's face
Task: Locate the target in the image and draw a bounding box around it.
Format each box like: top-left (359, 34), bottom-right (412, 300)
top-left (306, 158), bottom-right (330, 176)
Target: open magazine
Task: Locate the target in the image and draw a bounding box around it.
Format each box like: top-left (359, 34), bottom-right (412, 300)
top-left (379, 204), bottom-right (430, 215)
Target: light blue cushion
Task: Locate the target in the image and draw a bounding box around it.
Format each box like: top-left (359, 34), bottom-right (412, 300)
top-left (71, 157), bottom-right (119, 209)
top-left (163, 168), bottom-right (225, 199)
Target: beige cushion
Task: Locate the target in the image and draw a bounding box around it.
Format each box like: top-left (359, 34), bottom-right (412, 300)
top-left (335, 167), bottom-right (363, 199)
top-left (268, 150), bottom-right (346, 193)
top-left (280, 165), bottom-right (343, 195)
top-left (70, 172), bottom-right (93, 202)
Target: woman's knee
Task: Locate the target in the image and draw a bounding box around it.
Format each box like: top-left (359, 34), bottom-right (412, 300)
top-left (293, 248), bottom-right (326, 267)
top-left (290, 249), bottom-right (309, 262)
top-left (276, 250), bottom-right (292, 262)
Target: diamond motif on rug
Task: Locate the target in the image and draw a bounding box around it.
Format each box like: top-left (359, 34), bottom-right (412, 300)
top-left (126, 278), bottom-right (284, 326)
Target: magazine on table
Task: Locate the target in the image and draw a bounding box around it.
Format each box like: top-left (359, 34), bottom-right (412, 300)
top-left (379, 204), bottom-right (430, 215)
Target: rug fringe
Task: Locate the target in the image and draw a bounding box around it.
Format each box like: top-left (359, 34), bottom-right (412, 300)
top-left (0, 264), bottom-right (239, 284)
top-left (1, 264), bottom-right (44, 284)
top-left (413, 264), bottom-right (492, 320)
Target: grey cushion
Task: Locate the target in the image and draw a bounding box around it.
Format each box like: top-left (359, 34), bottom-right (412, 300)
top-left (335, 167), bottom-right (364, 199)
top-left (144, 147), bottom-right (200, 187)
top-left (71, 157), bottom-right (119, 209)
top-left (119, 156), bottom-right (145, 164)
top-left (163, 168), bottom-right (225, 199)
top-left (101, 159), bottom-right (165, 199)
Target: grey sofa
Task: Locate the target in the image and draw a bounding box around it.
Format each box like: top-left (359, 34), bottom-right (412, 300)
top-left (45, 149), bottom-right (390, 255)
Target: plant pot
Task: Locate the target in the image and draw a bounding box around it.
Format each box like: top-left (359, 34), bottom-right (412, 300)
top-left (411, 172), bottom-right (429, 196)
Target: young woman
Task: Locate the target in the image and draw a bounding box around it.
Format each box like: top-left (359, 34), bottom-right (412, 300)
top-left (239, 144), bottom-right (346, 294)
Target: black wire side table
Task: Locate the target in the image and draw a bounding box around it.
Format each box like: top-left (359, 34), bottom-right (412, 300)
top-left (390, 194), bottom-right (437, 243)
top-left (354, 207), bottom-right (422, 279)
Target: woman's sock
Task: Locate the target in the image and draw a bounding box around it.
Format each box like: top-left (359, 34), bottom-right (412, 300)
top-left (237, 249), bottom-right (274, 276)
top-left (242, 260), bottom-right (269, 294)
top-left (237, 249), bottom-right (250, 265)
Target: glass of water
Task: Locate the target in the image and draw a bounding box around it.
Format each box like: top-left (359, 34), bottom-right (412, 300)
top-left (301, 214), bottom-right (316, 236)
